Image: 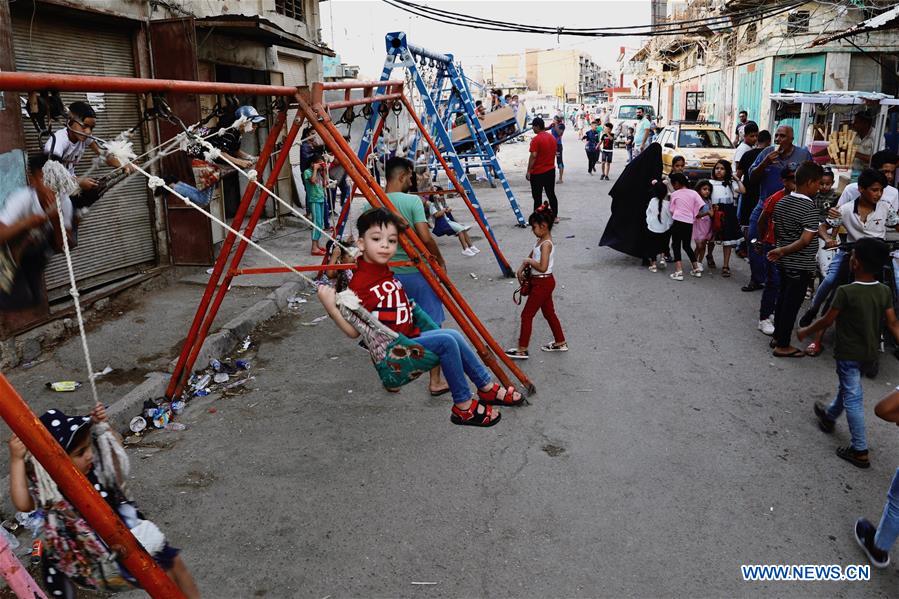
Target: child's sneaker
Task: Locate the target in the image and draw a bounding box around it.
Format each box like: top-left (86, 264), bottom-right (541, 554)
top-left (758, 319), bottom-right (775, 336)
top-left (670, 271), bottom-right (684, 281)
top-left (813, 401), bottom-right (835, 433)
top-left (836, 445), bottom-right (870, 469)
top-left (462, 247), bottom-right (476, 256)
top-left (690, 268), bottom-right (702, 278)
top-left (470, 245), bottom-right (480, 254)
top-left (855, 518), bottom-right (891, 568)
top-left (505, 348), bottom-right (529, 360)
top-left (648, 264), bottom-right (658, 272)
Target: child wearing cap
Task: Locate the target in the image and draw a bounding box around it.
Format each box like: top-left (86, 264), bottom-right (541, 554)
top-left (8, 404), bottom-right (200, 598)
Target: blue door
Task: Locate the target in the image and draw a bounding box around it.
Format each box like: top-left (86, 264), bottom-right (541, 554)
top-left (737, 60), bottom-right (764, 125)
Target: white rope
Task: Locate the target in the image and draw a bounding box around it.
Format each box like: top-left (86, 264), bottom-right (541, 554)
top-left (42, 160), bottom-right (100, 407)
top-left (93, 421), bottom-right (130, 491)
top-left (129, 161), bottom-right (320, 286)
top-left (189, 134), bottom-right (358, 258)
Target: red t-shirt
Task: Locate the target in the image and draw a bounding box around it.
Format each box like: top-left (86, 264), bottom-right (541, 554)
top-left (759, 189), bottom-right (788, 245)
top-left (529, 131), bottom-right (557, 175)
top-left (348, 259), bottom-right (419, 337)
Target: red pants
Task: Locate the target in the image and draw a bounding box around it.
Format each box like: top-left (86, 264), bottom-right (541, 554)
top-left (518, 275), bottom-right (566, 348)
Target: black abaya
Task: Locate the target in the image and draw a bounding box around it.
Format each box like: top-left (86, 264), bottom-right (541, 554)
top-left (598, 143), bottom-right (663, 258)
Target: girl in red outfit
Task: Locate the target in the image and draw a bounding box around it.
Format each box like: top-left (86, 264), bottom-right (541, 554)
top-left (506, 205), bottom-right (567, 359)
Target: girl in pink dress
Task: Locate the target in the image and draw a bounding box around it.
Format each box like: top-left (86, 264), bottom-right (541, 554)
top-left (691, 179), bottom-right (714, 271)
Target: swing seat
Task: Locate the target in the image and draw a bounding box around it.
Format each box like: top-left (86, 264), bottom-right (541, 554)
top-left (337, 290), bottom-right (440, 389)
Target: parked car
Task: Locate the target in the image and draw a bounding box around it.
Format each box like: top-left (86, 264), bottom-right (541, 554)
top-left (611, 97), bottom-right (655, 146)
top-left (658, 121), bottom-right (734, 180)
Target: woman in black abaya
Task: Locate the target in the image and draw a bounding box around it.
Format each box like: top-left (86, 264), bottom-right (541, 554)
top-left (598, 143), bottom-right (663, 261)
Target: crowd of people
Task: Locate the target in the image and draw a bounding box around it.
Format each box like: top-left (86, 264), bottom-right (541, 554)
top-left (601, 111), bottom-right (899, 570)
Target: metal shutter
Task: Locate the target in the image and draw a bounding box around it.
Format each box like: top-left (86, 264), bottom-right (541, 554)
top-left (12, 15), bottom-right (156, 298)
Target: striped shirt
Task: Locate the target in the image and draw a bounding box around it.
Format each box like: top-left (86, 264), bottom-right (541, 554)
top-left (772, 192), bottom-right (819, 273)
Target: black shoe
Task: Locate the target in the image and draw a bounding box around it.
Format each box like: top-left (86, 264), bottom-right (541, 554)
top-left (863, 359), bottom-right (879, 379)
top-left (855, 518), bottom-right (891, 568)
top-left (664, 254), bottom-right (675, 263)
top-left (814, 401), bottom-right (835, 433)
top-left (798, 308), bottom-right (818, 328)
top-left (741, 282), bottom-right (764, 292)
top-left (836, 445), bottom-right (870, 469)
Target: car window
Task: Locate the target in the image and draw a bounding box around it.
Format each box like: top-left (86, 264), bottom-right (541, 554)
top-left (660, 129), bottom-right (674, 146)
top-left (617, 105), bottom-right (655, 119)
top-left (677, 129), bottom-right (733, 149)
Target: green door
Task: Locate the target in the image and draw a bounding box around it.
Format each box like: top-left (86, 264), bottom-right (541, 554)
top-left (737, 60), bottom-right (764, 125)
top-left (772, 54), bottom-right (825, 131)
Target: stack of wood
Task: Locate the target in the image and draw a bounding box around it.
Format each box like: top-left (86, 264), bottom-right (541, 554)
top-left (827, 124), bottom-right (856, 168)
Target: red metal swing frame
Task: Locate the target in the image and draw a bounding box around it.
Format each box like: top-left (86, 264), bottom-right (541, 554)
top-left (0, 71), bottom-right (535, 599)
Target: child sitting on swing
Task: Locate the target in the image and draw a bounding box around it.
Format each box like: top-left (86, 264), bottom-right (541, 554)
top-left (424, 186), bottom-right (480, 257)
top-left (317, 208), bottom-right (522, 427)
top-left (8, 404), bottom-right (200, 598)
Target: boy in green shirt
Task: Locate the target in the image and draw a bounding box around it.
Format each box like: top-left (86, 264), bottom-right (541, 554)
top-left (799, 237), bottom-right (899, 468)
top-left (304, 151), bottom-right (327, 255)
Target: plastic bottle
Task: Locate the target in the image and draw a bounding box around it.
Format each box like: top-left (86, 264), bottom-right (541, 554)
top-left (210, 359), bottom-right (222, 372)
top-left (164, 422), bottom-right (187, 431)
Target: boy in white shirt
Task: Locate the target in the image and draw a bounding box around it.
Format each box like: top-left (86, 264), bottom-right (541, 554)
top-left (838, 151), bottom-right (898, 212)
top-left (0, 154), bottom-right (72, 309)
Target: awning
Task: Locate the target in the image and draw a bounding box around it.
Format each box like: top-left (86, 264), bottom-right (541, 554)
top-left (195, 14), bottom-right (336, 56)
top-left (808, 4), bottom-right (899, 47)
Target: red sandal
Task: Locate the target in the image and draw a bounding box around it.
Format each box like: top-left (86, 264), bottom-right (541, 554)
top-left (478, 383), bottom-right (524, 407)
top-left (450, 399), bottom-right (501, 427)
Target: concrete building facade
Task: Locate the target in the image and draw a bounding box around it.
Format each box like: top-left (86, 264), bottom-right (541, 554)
top-left (0, 0), bottom-right (332, 336)
top-left (490, 48), bottom-right (611, 103)
top-left (629, 0), bottom-right (899, 139)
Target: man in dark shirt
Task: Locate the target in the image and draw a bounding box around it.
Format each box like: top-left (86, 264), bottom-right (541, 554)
top-left (741, 129), bottom-right (772, 291)
top-left (209, 105), bottom-right (265, 169)
top-left (767, 161), bottom-right (825, 357)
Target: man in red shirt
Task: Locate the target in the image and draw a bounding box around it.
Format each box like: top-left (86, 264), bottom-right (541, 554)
top-left (527, 117), bottom-right (560, 219)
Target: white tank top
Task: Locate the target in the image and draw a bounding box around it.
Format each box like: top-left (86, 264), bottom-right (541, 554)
top-left (533, 239), bottom-right (554, 274)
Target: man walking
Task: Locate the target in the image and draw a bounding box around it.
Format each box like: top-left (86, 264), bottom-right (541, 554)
top-left (634, 108), bottom-right (652, 155)
top-left (735, 110), bottom-right (757, 144)
top-left (527, 117), bottom-right (560, 221)
top-left (550, 115), bottom-right (566, 184)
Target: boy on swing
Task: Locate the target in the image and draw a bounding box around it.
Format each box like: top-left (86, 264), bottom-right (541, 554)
top-left (317, 208), bottom-right (523, 427)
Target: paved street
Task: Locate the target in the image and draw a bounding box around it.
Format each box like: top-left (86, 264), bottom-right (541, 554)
top-left (14, 131), bottom-right (899, 597)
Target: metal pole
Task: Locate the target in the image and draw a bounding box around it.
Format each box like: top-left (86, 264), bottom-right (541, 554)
top-left (166, 110), bottom-right (288, 399)
top-left (401, 95), bottom-right (513, 277)
top-left (0, 375), bottom-right (185, 599)
top-left (170, 112), bottom-right (302, 399)
top-left (301, 91), bottom-right (534, 393)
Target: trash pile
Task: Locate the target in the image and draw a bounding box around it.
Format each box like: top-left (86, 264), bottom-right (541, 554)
top-left (126, 336), bottom-right (257, 439)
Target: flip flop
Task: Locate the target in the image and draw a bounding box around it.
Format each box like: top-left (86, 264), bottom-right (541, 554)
top-left (773, 348), bottom-right (804, 358)
top-left (429, 387), bottom-right (451, 397)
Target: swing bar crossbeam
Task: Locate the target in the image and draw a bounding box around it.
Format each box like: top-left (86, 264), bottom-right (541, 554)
top-left (0, 70), bottom-right (534, 422)
top-left (231, 261), bottom-right (414, 277)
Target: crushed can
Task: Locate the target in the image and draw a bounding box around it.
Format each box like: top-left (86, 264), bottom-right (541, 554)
top-left (129, 416), bottom-right (147, 433)
top-left (235, 359), bottom-right (250, 370)
top-left (30, 539), bottom-right (42, 565)
top-left (193, 388), bottom-right (210, 397)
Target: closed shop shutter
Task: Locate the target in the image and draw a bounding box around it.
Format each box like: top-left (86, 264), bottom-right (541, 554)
top-left (12, 15), bottom-right (156, 298)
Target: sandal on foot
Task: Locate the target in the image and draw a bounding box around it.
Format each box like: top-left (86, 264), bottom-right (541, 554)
top-left (450, 399), bottom-right (501, 427)
top-left (690, 268), bottom-right (702, 278)
top-left (429, 386), bottom-right (451, 397)
top-left (478, 383), bottom-right (524, 406)
top-left (805, 342), bottom-right (824, 357)
top-left (721, 267), bottom-right (731, 278)
top-left (648, 265), bottom-right (658, 272)
top-left (541, 342), bottom-right (568, 352)
top-left (505, 348), bottom-right (529, 360)
top-left (836, 445), bottom-right (870, 469)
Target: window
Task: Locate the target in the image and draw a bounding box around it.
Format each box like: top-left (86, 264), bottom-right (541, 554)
top-left (745, 23), bottom-right (757, 44)
top-left (787, 10), bottom-right (810, 34)
top-left (684, 91), bottom-right (704, 120)
top-left (677, 129), bottom-right (733, 149)
top-left (617, 105), bottom-right (655, 119)
top-left (276, 0), bottom-right (305, 21)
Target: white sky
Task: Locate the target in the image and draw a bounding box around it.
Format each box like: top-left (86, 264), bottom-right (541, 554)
top-left (321, 0), bottom-right (652, 79)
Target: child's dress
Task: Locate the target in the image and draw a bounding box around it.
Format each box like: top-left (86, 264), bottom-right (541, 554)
top-left (692, 198), bottom-right (714, 242)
